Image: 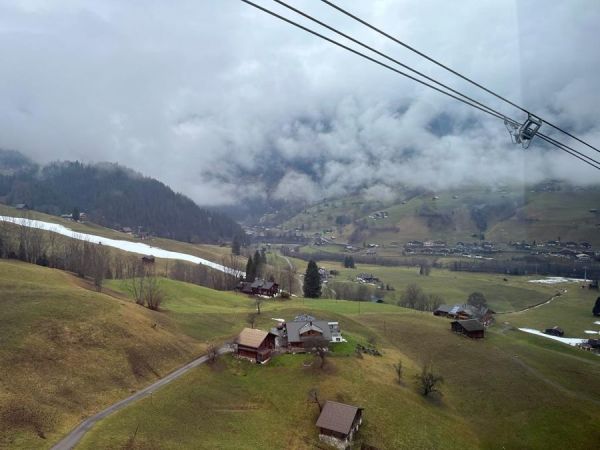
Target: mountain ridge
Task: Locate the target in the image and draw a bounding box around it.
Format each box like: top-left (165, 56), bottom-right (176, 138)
top-left (0, 150), bottom-right (245, 244)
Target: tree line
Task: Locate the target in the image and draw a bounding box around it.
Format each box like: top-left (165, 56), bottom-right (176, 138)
top-left (0, 158), bottom-right (246, 244)
top-left (0, 218), bottom-right (243, 302)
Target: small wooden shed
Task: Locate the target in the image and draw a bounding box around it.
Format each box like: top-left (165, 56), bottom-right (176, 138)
top-left (316, 401), bottom-right (363, 449)
top-left (451, 319), bottom-right (484, 339)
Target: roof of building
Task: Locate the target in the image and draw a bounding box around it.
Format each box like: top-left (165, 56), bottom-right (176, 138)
top-left (316, 401), bottom-right (362, 435)
top-left (299, 322), bottom-right (324, 335)
top-left (250, 279), bottom-right (278, 289)
top-left (236, 328), bottom-right (269, 349)
top-left (454, 319), bottom-right (484, 332)
top-left (435, 304), bottom-right (451, 313)
top-left (286, 320), bottom-right (332, 343)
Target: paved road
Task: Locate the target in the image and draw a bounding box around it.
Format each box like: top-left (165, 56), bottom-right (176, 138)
top-left (51, 347), bottom-right (231, 450)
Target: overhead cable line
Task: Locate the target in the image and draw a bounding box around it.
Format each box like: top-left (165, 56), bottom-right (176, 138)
top-left (240, 0), bottom-right (600, 170)
top-left (272, 0), bottom-right (501, 120)
top-left (320, 0), bottom-right (600, 155)
top-left (272, 0), bottom-right (600, 169)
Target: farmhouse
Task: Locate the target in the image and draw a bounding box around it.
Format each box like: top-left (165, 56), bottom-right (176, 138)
top-left (544, 326), bottom-right (564, 337)
top-left (316, 401), bottom-right (363, 450)
top-left (235, 328), bottom-right (276, 364)
top-left (236, 279), bottom-right (279, 297)
top-left (433, 304), bottom-right (451, 316)
top-left (356, 273), bottom-right (380, 284)
top-left (447, 304), bottom-right (475, 320)
top-left (141, 255), bottom-right (155, 264)
top-left (435, 304), bottom-right (495, 325)
top-left (283, 314), bottom-right (344, 350)
top-left (451, 319), bottom-right (485, 339)
top-left (251, 279), bottom-right (279, 297)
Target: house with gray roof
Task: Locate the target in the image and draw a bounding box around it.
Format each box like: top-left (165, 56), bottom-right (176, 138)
top-left (283, 314), bottom-right (344, 350)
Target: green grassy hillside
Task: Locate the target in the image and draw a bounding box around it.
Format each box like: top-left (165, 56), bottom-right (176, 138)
top-left (3, 258), bottom-right (600, 449)
top-left (280, 184), bottom-right (600, 247)
top-left (0, 260), bottom-right (204, 449)
top-left (0, 204), bottom-right (237, 265)
top-left (80, 272), bottom-right (600, 450)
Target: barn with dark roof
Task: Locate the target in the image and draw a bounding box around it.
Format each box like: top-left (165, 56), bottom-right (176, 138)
top-left (316, 401), bottom-right (363, 449)
top-left (451, 319), bottom-right (485, 339)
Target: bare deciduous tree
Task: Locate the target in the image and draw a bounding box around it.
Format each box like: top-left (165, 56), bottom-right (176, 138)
top-left (307, 388), bottom-right (323, 412)
top-left (143, 267), bottom-right (164, 311)
top-left (206, 343), bottom-right (219, 364)
top-left (88, 243), bottom-right (109, 291)
top-left (127, 258), bottom-right (147, 306)
top-left (246, 312), bottom-right (258, 329)
top-left (393, 359), bottom-right (403, 383)
top-left (304, 336), bottom-right (330, 369)
top-left (415, 361), bottom-right (444, 396)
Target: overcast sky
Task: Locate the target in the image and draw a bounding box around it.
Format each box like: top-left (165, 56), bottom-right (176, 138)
top-left (1, 0), bottom-right (598, 205)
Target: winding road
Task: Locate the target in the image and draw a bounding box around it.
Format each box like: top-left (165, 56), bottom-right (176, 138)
top-left (51, 347), bottom-right (231, 450)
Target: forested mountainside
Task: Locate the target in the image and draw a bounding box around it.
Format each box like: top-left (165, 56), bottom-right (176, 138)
top-left (0, 150), bottom-right (244, 244)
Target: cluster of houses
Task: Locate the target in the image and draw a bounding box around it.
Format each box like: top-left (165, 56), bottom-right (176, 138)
top-left (355, 273), bottom-right (380, 284)
top-left (433, 304), bottom-right (495, 339)
top-left (233, 315), bottom-right (361, 449)
top-left (404, 240), bottom-right (497, 257)
top-left (368, 211), bottom-right (389, 220)
top-left (233, 313), bottom-right (344, 364)
top-left (510, 240), bottom-right (599, 261)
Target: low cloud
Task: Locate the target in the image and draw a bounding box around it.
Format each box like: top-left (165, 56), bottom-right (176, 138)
top-left (0, 0), bottom-right (598, 206)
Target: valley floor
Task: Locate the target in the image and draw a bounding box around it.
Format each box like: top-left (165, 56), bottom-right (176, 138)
top-left (2, 259), bottom-right (600, 449)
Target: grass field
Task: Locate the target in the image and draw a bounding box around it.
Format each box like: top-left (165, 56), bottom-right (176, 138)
top-left (3, 258), bottom-right (600, 449)
top-left (283, 255), bottom-right (561, 313)
top-left (78, 277), bottom-right (600, 450)
top-left (0, 260), bottom-right (203, 449)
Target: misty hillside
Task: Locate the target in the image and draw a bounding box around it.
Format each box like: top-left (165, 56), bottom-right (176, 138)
top-left (272, 182), bottom-right (600, 246)
top-left (0, 150), bottom-right (244, 244)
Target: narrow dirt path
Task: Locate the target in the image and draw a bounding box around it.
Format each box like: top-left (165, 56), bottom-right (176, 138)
top-left (496, 289), bottom-right (567, 315)
top-left (51, 347), bottom-right (231, 450)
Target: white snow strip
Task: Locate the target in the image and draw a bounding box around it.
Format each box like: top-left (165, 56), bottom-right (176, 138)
top-left (528, 277), bottom-right (584, 285)
top-left (0, 216), bottom-right (242, 276)
top-left (595, 321), bottom-right (600, 325)
top-left (584, 330), bottom-right (599, 335)
top-left (518, 328), bottom-right (587, 346)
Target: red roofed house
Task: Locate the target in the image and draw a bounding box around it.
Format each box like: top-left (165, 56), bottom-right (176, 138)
top-left (316, 401), bottom-right (363, 449)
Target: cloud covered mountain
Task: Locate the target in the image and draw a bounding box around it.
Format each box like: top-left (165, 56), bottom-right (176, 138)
top-left (0, 1), bottom-right (598, 208)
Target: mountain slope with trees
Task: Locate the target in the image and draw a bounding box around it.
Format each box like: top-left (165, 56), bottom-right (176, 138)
top-left (0, 150), bottom-right (245, 244)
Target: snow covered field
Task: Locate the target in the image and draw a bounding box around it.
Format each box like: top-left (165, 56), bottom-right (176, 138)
top-left (518, 328), bottom-right (587, 346)
top-left (0, 216), bottom-right (242, 276)
top-left (528, 277), bottom-right (584, 285)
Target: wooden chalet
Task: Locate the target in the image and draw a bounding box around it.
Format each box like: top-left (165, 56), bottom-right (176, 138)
top-left (285, 315), bottom-right (333, 351)
top-left (251, 279), bottom-right (279, 297)
top-left (451, 319), bottom-right (485, 339)
top-left (316, 401), bottom-right (363, 450)
top-left (236, 279), bottom-right (279, 297)
top-left (544, 326), bottom-right (564, 337)
top-left (235, 328), bottom-right (276, 364)
top-left (447, 304), bottom-right (475, 320)
top-left (433, 304), bottom-right (451, 316)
